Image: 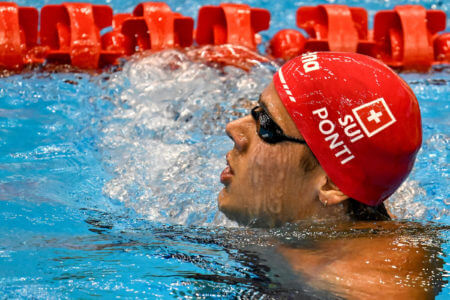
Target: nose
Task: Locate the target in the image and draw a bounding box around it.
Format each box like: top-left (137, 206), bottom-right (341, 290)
top-left (225, 115), bottom-right (253, 152)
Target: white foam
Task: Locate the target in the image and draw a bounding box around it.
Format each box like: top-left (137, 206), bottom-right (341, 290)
top-left (101, 50), bottom-right (274, 226)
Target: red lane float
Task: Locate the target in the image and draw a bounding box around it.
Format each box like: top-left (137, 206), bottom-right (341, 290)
top-left (101, 14), bottom-right (133, 56)
top-left (121, 2), bottom-right (194, 53)
top-left (297, 5), bottom-right (369, 53)
top-left (434, 33), bottom-right (450, 63)
top-left (372, 5), bottom-right (446, 70)
top-left (269, 5), bottom-right (372, 59)
top-left (0, 2), bottom-right (39, 69)
top-left (269, 5), bottom-right (372, 61)
top-left (270, 4), bottom-right (448, 71)
top-left (196, 3), bottom-right (270, 51)
top-left (269, 29), bottom-right (306, 61)
top-left (40, 3), bottom-right (122, 68)
top-left (0, 2), bottom-right (448, 71)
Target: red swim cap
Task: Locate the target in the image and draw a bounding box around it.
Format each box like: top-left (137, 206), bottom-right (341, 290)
top-left (273, 52), bottom-right (422, 206)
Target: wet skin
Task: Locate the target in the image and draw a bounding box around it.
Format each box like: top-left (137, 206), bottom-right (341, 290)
top-left (218, 81), bottom-right (348, 227)
top-left (278, 221), bottom-right (442, 299)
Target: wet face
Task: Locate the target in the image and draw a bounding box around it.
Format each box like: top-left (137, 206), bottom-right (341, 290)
top-left (218, 81), bottom-right (327, 226)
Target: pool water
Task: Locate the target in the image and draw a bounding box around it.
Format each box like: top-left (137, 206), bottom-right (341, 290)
top-left (0, 0), bottom-right (449, 298)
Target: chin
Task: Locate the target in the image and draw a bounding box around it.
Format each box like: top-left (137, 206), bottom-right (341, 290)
top-left (217, 189), bottom-right (248, 225)
top-left (217, 189), bottom-right (234, 215)
top-left (218, 191), bottom-right (274, 227)
top-left (217, 189), bottom-right (232, 216)
top-left (217, 189), bottom-right (226, 208)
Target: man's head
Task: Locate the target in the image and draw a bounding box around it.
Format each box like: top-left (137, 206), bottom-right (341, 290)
top-left (218, 52), bottom-right (422, 226)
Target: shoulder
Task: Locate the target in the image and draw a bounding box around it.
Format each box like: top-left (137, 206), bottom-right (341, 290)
top-left (278, 221), bottom-right (442, 299)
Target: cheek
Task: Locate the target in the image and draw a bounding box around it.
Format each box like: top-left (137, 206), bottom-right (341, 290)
top-left (248, 144), bottom-right (305, 216)
top-left (250, 144), bottom-right (290, 185)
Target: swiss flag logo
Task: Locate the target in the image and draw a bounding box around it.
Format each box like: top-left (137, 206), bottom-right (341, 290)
top-left (352, 98), bottom-right (396, 137)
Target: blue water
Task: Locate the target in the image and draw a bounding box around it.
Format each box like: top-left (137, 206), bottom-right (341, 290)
top-left (0, 0), bottom-right (449, 298)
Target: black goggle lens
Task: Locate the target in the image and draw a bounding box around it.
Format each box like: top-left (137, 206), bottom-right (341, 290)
top-left (251, 106), bottom-right (307, 145)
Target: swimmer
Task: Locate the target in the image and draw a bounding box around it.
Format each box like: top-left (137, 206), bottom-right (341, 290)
top-left (218, 52), bottom-right (421, 226)
top-left (218, 52), bottom-right (442, 298)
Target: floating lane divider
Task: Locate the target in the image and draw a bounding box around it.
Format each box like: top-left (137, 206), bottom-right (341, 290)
top-left (269, 4), bottom-right (448, 70)
top-left (101, 13), bottom-right (134, 57)
top-left (40, 3), bottom-right (117, 69)
top-left (195, 3), bottom-right (270, 51)
top-left (0, 2), bottom-right (448, 71)
top-left (372, 5), bottom-right (446, 70)
top-left (121, 2), bottom-right (194, 52)
top-left (298, 5), bottom-right (369, 53)
top-left (269, 5), bottom-right (369, 60)
top-left (0, 3), bottom-right (40, 69)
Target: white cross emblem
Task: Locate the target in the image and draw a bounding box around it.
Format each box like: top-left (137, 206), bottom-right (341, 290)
top-left (352, 98), bottom-right (396, 138)
top-left (367, 109), bottom-right (383, 123)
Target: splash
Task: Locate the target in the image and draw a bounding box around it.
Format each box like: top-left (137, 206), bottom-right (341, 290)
top-left (387, 180), bottom-right (428, 219)
top-left (101, 50), bottom-right (276, 226)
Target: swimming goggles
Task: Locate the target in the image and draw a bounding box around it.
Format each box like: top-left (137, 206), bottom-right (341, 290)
top-left (251, 105), bottom-right (307, 145)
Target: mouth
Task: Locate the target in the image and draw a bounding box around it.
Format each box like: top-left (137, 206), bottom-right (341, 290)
top-left (220, 153), bottom-right (234, 185)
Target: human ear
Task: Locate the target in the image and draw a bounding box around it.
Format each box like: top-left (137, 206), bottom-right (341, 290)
top-left (318, 176), bottom-right (349, 206)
